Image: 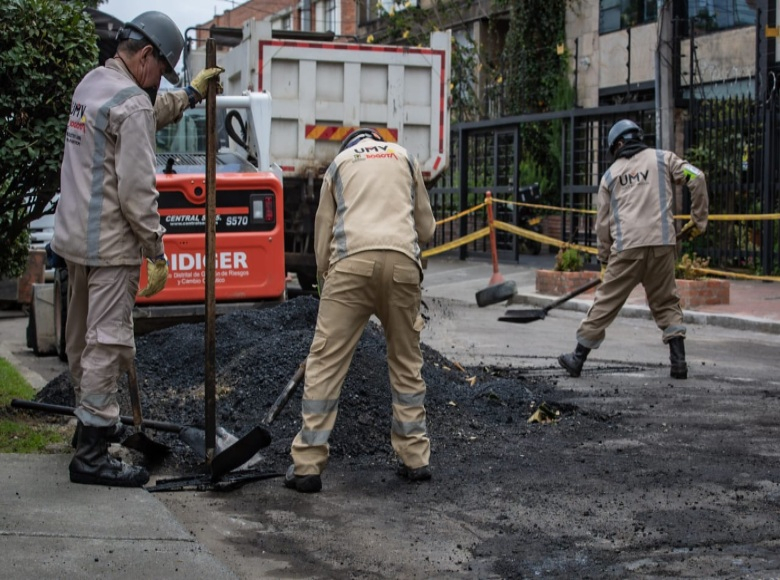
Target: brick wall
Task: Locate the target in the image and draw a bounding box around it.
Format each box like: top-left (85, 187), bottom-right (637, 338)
top-left (536, 270), bottom-right (601, 296)
top-left (677, 279), bottom-right (730, 309)
top-left (198, 0), bottom-right (356, 38)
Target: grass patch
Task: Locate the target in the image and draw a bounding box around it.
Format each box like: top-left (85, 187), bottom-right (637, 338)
top-left (0, 357), bottom-right (37, 406)
top-left (0, 357), bottom-right (70, 453)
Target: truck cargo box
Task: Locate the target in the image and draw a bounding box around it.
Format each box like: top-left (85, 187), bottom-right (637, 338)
top-left (220, 20), bottom-right (451, 184)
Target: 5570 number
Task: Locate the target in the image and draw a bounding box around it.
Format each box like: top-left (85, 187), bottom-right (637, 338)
top-left (226, 216), bottom-right (248, 227)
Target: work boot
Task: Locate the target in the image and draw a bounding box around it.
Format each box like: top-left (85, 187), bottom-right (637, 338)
top-left (669, 337), bottom-right (688, 379)
top-left (558, 343), bottom-right (591, 377)
top-left (283, 464), bottom-right (322, 493)
top-left (69, 424), bottom-right (149, 487)
top-left (70, 421), bottom-right (127, 449)
top-left (397, 463), bottom-right (432, 482)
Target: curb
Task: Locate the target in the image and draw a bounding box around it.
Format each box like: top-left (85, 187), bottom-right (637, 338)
top-left (0, 340), bottom-right (48, 391)
top-left (510, 292), bottom-right (780, 335)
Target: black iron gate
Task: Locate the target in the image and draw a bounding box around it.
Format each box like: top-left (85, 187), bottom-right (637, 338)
top-left (429, 102), bottom-right (657, 263)
top-left (429, 96), bottom-right (779, 275)
top-left (685, 94), bottom-right (780, 275)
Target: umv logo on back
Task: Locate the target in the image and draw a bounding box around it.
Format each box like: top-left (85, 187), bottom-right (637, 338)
top-left (619, 170), bottom-right (649, 186)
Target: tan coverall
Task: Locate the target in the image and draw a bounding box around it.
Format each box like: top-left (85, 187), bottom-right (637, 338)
top-left (52, 58), bottom-right (188, 427)
top-left (290, 137), bottom-right (436, 476)
top-left (576, 147), bottom-right (709, 349)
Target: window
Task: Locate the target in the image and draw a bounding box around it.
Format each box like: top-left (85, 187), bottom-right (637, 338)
top-left (358, 0), bottom-right (418, 26)
top-left (600, 0), bottom-right (658, 33)
top-left (272, 12), bottom-right (292, 31)
top-left (687, 0), bottom-right (756, 32)
top-left (298, 0), bottom-right (311, 32)
top-left (315, 0), bottom-right (337, 33)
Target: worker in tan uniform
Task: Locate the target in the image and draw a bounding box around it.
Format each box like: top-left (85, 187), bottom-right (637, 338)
top-left (52, 11), bottom-right (222, 487)
top-left (558, 119), bottom-right (709, 380)
top-left (285, 128), bottom-right (436, 493)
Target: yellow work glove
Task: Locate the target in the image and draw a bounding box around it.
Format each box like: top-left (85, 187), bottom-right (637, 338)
top-left (138, 255), bottom-right (169, 298)
top-left (679, 220), bottom-right (702, 241)
top-left (600, 262), bottom-right (607, 281)
top-left (189, 67), bottom-right (225, 99)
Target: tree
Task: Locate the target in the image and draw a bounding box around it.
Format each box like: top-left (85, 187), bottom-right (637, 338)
top-left (0, 0), bottom-right (98, 277)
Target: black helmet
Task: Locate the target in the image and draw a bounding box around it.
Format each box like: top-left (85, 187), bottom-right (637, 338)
top-left (607, 119), bottom-right (644, 155)
top-left (339, 128), bottom-right (384, 153)
top-left (117, 11), bottom-right (184, 84)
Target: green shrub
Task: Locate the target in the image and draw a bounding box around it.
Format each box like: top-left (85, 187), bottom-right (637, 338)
top-left (676, 253), bottom-right (710, 280)
top-left (0, 0), bottom-right (99, 278)
top-left (554, 245), bottom-right (584, 272)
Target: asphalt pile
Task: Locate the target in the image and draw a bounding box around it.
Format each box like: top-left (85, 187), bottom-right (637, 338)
top-left (36, 296), bottom-right (560, 474)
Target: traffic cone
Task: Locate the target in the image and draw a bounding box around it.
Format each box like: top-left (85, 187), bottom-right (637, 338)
top-left (475, 191), bottom-right (517, 307)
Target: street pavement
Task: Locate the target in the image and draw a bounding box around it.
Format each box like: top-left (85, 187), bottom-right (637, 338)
top-left (1, 253), bottom-right (778, 579)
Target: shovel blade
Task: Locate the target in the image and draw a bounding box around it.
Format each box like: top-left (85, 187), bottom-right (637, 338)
top-left (498, 309), bottom-right (547, 323)
top-left (211, 425), bottom-right (273, 481)
top-left (122, 432), bottom-right (171, 460)
top-left (178, 426), bottom-right (208, 459)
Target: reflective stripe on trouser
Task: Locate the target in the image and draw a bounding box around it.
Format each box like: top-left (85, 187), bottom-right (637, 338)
top-left (576, 246), bottom-right (685, 349)
top-left (290, 250), bottom-right (430, 476)
top-left (66, 262), bottom-right (139, 427)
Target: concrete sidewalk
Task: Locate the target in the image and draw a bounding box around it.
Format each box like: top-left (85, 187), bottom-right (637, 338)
top-left (1, 253), bottom-right (778, 579)
top-left (422, 254), bottom-right (780, 334)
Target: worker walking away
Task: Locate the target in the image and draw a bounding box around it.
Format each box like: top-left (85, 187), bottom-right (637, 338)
top-left (285, 128), bottom-right (436, 493)
top-left (558, 119), bottom-right (709, 380)
top-left (52, 11), bottom-right (223, 487)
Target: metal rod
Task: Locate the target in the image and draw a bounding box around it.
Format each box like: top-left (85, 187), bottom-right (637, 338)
top-left (204, 38), bottom-right (218, 464)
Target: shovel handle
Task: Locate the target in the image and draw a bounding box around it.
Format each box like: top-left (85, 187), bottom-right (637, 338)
top-left (543, 277), bottom-right (602, 313)
top-left (127, 362), bottom-right (143, 428)
top-left (10, 399), bottom-right (185, 434)
top-left (264, 361), bottom-right (305, 425)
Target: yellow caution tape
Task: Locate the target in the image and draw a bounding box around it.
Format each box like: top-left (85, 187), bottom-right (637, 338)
top-left (676, 214), bottom-right (780, 221)
top-left (493, 220), bottom-right (598, 255)
top-left (421, 196), bottom-right (780, 282)
top-left (493, 197), bottom-right (596, 215)
top-left (435, 202), bottom-right (486, 226)
top-left (680, 266), bottom-right (780, 282)
top-left (422, 227), bottom-right (490, 258)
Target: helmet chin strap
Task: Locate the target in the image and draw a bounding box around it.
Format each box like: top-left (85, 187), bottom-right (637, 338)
top-left (115, 53), bottom-right (158, 105)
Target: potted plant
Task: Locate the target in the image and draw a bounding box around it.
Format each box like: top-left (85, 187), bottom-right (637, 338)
top-left (675, 253), bottom-right (730, 308)
top-left (536, 245), bottom-right (601, 296)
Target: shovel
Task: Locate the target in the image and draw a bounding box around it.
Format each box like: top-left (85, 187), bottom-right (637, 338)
top-left (499, 278), bottom-right (601, 323)
top-left (146, 360), bottom-right (306, 492)
top-left (122, 361), bottom-right (171, 459)
top-left (10, 398), bottom-right (209, 455)
top-left (208, 360), bottom-right (305, 481)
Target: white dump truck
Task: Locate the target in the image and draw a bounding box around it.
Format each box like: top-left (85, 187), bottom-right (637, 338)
top-left (187, 20), bottom-right (452, 289)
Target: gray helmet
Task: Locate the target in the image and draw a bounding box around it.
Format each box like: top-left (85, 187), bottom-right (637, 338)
top-left (117, 11), bottom-right (184, 85)
top-left (339, 128), bottom-right (384, 153)
top-left (607, 119), bottom-right (644, 155)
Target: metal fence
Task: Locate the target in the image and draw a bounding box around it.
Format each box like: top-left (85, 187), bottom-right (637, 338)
top-left (428, 97), bottom-right (780, 276)
top-left (685, 95), bottom-right (780, 275)
top-left (428, 103), bottom-right (657, 264)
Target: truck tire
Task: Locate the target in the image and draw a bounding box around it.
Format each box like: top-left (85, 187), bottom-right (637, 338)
top-left (54, 270), bottom-right (68, 362)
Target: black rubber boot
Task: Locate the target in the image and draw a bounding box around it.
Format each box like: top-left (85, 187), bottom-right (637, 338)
top-left (283, 465), bottom-right (322, 493)
top-left (558, 343), bottom-right (591, 378)
top-left (69, 424), bottom-right (149, 487)
top-left (70, 421), bottom-right (127, 449)
top-left (669, 337), bottom-right (687, 379)
top-left (397, 463), bottom-right (432, 481)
